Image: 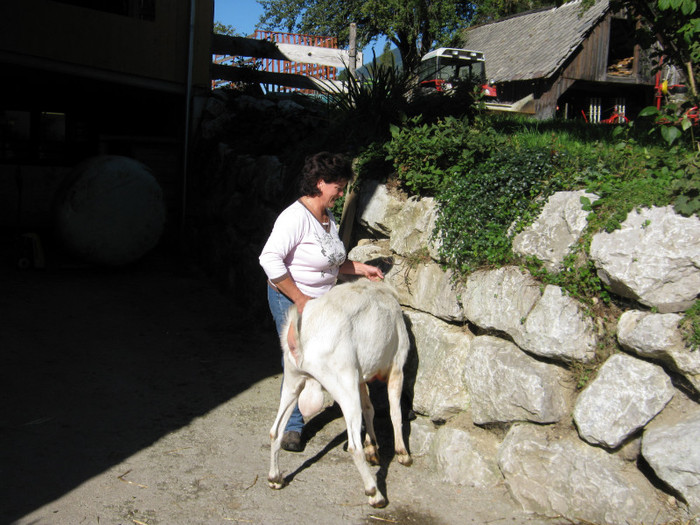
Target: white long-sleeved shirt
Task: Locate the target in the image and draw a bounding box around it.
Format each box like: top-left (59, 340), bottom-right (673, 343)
top-left (259, 200), bottom-right (346, 298)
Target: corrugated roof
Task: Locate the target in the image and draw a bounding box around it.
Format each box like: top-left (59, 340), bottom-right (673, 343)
top-left (463, 0), bottom-right (609, 82)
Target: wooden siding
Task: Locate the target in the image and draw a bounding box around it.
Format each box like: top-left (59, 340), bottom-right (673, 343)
top-left (564, 16), bottom-right (611, 82)
top-left (0, 0), bottom-right (213, 91)
top-left (560, 14), bottom-right (654, 85)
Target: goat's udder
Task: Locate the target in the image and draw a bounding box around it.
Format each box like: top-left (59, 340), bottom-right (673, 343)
top-left (298, 379), bottom-right (324, 419)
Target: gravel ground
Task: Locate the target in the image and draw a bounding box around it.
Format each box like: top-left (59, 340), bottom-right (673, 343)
top-left (1, 255), bottom-right (557, 525)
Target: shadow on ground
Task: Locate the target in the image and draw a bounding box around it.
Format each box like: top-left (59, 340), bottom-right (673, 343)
top-left (0, 251), bottom-right (280, 523)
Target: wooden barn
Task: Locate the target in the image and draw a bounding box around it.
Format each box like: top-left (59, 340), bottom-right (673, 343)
top-left (0, 0), bottom-right (214, 257)
top-left (463, 0), bottom-right (658, 121)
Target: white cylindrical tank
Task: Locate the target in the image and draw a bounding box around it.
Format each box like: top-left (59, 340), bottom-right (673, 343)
top-left (54, 155), bottom-right (166, 265)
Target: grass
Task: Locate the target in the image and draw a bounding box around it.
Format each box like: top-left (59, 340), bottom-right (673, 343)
top-left (679, 300), bottom-right (700, 351)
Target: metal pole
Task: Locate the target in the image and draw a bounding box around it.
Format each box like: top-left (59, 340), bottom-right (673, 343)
top-left (181, 0), bottom-right (196, 251)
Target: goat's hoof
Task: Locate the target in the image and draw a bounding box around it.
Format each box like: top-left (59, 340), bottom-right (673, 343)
top-left (281, 431), bottom-right (304, 452)
top-left (267, 475), bottom-right (285, 490)
top-left (365, 449), bottom-right (380, 466)
top-left (397, 453), bottom-right (413, 467)
top-left (368, 493), bottom-right (387, 508)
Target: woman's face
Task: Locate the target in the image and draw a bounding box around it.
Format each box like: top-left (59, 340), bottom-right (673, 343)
top-left (318, 179), bottom-right (347, 208)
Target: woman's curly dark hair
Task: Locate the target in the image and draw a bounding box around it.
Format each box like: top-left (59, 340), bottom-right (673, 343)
top-left (299, 152), bottom-right (352, 197)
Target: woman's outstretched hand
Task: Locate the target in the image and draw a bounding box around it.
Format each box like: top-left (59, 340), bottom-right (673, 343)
top-left (363, 264), bottom-right (384, 281)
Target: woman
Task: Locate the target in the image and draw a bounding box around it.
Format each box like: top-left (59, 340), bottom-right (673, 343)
top-left (259, 152), bottom-right (384, 452)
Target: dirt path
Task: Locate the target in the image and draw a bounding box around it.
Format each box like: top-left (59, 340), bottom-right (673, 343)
top-left (1, 255), bottom-right (554, 525)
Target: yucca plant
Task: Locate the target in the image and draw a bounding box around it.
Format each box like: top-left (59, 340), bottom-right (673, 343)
top-left (325, 57), bottom-right (415, 147)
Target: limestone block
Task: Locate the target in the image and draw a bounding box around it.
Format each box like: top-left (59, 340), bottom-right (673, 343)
top-left (404, 310), bottom-right (473, 421)
top-left (388, 196), bottom-right (441, 260)
top-left (462, 266), bottom-right (542, 336)
top-left (356, 180), bottom-right (403, 236)
top-left (514, 285), bottom-right (598, 364)
top-left (512, 190), bottom-right (598, 271)
top-left (204, 89), bottom-right (228, 117)
top-left (618, 310), bottom-right (700, 394)
top-left (431, 427), bottom-right (501, 488)
top-left (642, 408), bottom-right (700, 513)
top-left (347, 240), bottom-right (393, 264)
top-left (234, 94), bottom-right (276, 111)
top-left (498, 423), bottom-right (676, 524)
top-left (385, 259), bottom-right (466, 322)
top-left (573, 353), bottom-right (674, 448)
top-left (408, 418), bottom-right (436, 457)
top-left (277, 99), bottom-right (304, 112)
top-left (231, 155), bottom-right (284, 203)
top-left (465, 336), bottom-right (571, 424)
top-left (590, 206), bottom-right (700, 313)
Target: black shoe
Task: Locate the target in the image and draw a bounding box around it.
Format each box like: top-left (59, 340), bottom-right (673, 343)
top-left (281, 431), bottom-right (303, 452)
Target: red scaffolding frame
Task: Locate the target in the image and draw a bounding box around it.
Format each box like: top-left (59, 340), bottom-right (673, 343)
top-left (212, 30), bottom-right (340, 92)
top-left (252, 30), bottom-right (339, 93)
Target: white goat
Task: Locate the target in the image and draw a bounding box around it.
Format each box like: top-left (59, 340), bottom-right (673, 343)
top-left (267, 279), bottom-right (412, 508)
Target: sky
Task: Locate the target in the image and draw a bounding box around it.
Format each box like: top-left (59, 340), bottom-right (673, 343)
top-left (213, 0), bottom-right (387, 64)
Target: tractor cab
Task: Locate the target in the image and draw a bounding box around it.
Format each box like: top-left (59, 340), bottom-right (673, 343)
top-left (418, 48), bottom-right (495, 97)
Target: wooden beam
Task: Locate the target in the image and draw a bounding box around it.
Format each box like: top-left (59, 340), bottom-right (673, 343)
top-left (211, 63), bottom-right (346, 92)
top-left (211, 33), bottom-right (362, 69)
top-left (276, 42), bottom-right (361, 69)
top-left (212, 34), bottom-right (276, 58)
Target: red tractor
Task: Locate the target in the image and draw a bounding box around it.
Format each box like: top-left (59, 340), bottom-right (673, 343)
top-left (418, 48), bottom-right (498, 98)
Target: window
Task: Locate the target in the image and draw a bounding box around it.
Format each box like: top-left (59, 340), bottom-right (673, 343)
top-left (607, 17), bottom-right (636, 77)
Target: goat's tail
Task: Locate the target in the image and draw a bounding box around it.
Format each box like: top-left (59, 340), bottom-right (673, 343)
top-left (284, 305), bottom-right (304, 366)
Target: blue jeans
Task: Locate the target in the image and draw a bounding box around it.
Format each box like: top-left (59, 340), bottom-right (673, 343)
top-left (267, 285), bottom-right (305, 434)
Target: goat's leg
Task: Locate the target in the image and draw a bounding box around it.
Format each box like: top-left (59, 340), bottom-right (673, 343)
top-left (387, 367), bottom-right (412, 467)
top-left (268, 374), bottom-right (305, 489)
top-left (325, 379), bottom-right (387, 508)
top-left (359, 383), bottom-right (380, 465)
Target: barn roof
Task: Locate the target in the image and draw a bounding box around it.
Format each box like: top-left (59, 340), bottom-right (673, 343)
top-left (463, 0), bottom-right (610, 82)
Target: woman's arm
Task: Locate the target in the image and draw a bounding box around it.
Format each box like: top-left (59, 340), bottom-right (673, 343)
top-left (260, 204), bottom-right (312, 314)
top-left (339, 260), bottom-right (384, 281)
top-left (273, 275), bottom-right (312, 313)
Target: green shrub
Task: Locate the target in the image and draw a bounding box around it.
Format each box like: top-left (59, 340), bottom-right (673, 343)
top-left (582, 143), bottom-right (700, 233)
top-left (408, 81), bottom-right (480, 124)
top-left (525, 253), bottom-right (611, 307)
top-left (385, 117), bottom-right (504, 195)
top-left (434, 145), bottom-right (565, 271)
top-left (670, 150), bottom-right (700, 217)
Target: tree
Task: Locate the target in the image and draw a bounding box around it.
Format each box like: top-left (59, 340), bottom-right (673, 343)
top-left (612, 0), bottom-right (699, 97)
top-left (257, 0), bottom-right (476, 71)
top-left (214, 22), bottom-right (239, 36)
